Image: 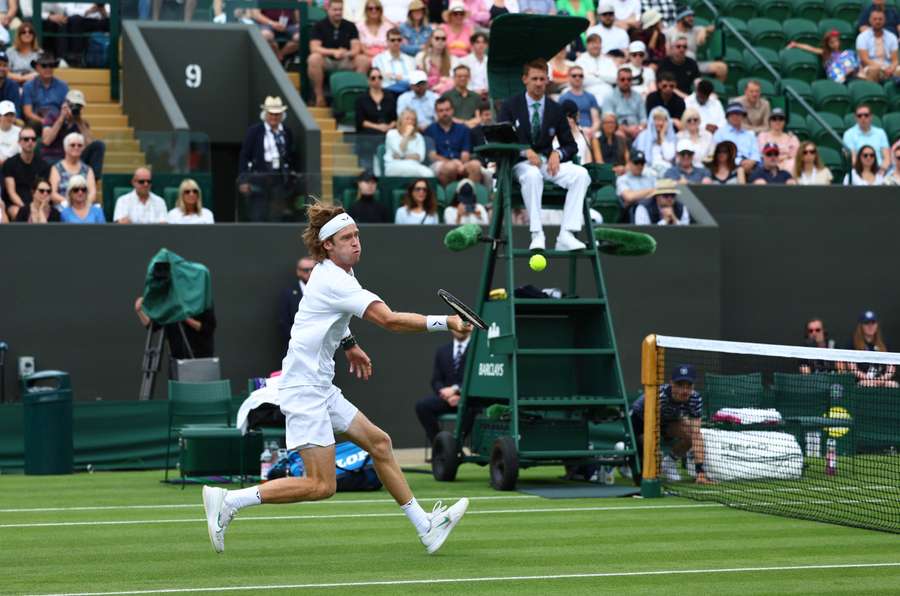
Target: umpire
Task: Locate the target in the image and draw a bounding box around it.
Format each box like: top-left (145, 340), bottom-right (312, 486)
top-left (630, 364), bottom-right (713, 484)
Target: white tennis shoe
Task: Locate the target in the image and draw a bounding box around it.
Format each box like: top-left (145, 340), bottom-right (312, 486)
top-left (419, 498), bottom-right (469, 554)
top-left (661, 455), bottom-right (682, 482)
top-left (202, 486), bottom-right (236, 554)
top-left (555, 231), bottom-right (586, 251)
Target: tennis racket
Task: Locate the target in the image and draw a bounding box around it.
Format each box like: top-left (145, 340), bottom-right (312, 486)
top-left (438, 289), bottom-right (487, 330)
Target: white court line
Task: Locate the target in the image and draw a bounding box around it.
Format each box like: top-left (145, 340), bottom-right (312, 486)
top-left (26, 562), bottom-right (900, 596)
top-left (0, 495), bottom-right (540, 514)
top-left (0, 503), bottom-right (722, 529)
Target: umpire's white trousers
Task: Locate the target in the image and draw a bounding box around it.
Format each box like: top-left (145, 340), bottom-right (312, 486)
top-left (513, 160), bottom-right (590, 234)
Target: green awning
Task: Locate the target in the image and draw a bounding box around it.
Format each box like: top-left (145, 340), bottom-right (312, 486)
top-left (142, 248), bottom-right (213, 325)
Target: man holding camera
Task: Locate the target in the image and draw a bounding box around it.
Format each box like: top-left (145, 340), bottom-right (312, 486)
top-left (41, 90), bottom-right (105, 177)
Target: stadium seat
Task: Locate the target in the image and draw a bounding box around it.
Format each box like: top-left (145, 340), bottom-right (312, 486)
top-left (825, 0), bottom-right (863, 23)
top-left (329, 71), bottom-right (368, 126)
top-left (883, 112), bottom-right (900, 143)
top-left (848, 79), bottom-right (889, 116)
top-left (721, 17), bottom-right (750, 48)
top-left (742, 47), bottom-right (781, 83)
top-left (808, 112), bottom-right (847, 151)
top-left (793, 0), bottom-right (827, 22)
top-left (884, 81), bottom-right (900, 111)
top-left (748, 18), bottom-right (786, 52)
top-left (817, 18), bottom-right (855, 48)
top-left (736, 77), bottom-right (777, 99)
top-left (590, 185), bottom-right (621, 225)
top-left (818, 146), bottom-right (847, 181)
top-left (163, 187), bottom-right (180, 210)
top-left (812, 79), bottom-right (852, 116)
top-left (779, 48), bottom-right (821, 84)
top-left (722, 47), bottom-right (748, 88)
top-left (843, 111), bottom-right (883, 130)
top-left (786, 113), bottom-right (810, 139)
top-left (704, 373), bottom-right (764, 419)
top-left (720, 0), bottom-right (757, 21)
top-left (757, 0), bottom-right (793, 22)
top-left (690, 0), bottom-right (717, 21)
top-left (782, 18), bottom-right (821, 46)
top-left (781, 78), bottom-right (814, 116)
top-left (703, 77), bottom-right (729, 100)
top-left (698, 27), bottom-right (725, 61)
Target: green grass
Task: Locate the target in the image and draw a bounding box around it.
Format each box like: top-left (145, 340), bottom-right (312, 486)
top-left (1, 466), bottom-right (899, 595)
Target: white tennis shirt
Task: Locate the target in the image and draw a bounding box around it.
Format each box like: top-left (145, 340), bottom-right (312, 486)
top-left (279, 258), bottom-right (381, 388)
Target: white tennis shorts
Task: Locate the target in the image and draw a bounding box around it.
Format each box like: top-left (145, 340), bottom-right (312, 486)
top-left (278, 384), bottom-right (359, 450)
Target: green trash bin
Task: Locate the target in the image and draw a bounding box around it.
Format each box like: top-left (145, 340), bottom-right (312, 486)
top-left (22, 370), bottom-right (73, 475)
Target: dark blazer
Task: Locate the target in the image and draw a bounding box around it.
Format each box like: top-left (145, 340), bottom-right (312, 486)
top-left (278, 282), bottom-right (303, 348)
top-left (430, 341), bottom-right (469, 395)
top-left (238, 122), bottom-right (297, 175)
top-left (497, 92), bottom-right (577, 163)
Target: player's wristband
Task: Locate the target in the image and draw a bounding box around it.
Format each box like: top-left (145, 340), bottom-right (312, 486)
top-left (695, 463), bottom-right (705, 474)
top-left (426, 315), bottom-right (448, 332)
top-left (339, 335), bottom-right (357, 351)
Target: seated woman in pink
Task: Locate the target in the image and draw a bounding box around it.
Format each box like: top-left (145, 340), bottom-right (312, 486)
top-left (357, 0), bottom-right (393, 58)
top-left (441, 1), bottom-right (474, 58)
top-left (416, 30), bottom-right (454, 94)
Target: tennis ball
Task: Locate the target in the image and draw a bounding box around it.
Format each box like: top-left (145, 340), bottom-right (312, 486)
top-left (529, 254), bottom-right (547, 272)
top-left (825, 406), bottom-right (852, 438)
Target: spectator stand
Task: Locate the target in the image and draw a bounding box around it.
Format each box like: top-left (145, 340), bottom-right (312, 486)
top-left (34, 0), bottom-right (122, 100)
top-left (697, 0), bottom-right (853, 178)
top-left (102, 131), bottom-right (213, 221)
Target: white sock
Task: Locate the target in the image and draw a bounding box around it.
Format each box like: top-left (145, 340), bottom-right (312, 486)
top-left (401, 498), bottom-right (430, 535)
top-left (224, 487), bottom-right (262, 511)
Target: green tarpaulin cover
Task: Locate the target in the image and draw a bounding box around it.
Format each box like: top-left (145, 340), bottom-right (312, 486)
top-left (142, 248), bottom-right (212, 325)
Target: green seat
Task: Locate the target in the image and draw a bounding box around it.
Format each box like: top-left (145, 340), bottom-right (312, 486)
top-left (781, 78), bottom-right (814, 116)
top-left (757, 0), bottom-right (793, 22)
top-left (742, 47), bottom-right (780, 83)
top-left (163, 187), bottom-right (179, 210)
top-left (720, 0), bottom-right (756, 21)
top-left (848, 79), bottom-right (888, 116)
top-left (779, 48), bottom-right (821, 83)
top-left (721, 17), bottom-right (749, 50)
top-left (884, 81), bottom-right (900, 111)
top-left (690, 0), bottom-right (717, 21)
top-left (786, 113), bottom-right (810, 139)
top-left (843, 111), bottom-right (883, 130)
top-left (782, 18), bottom-right (821, 46)
top-left (883, 112), bottom-right (900, 142)
top-left (329, 71), bottom-right (368, 126)
top-left (809, 112), bottom-right (847, 151)
top-left (818, 145), bottom-right (845, 181)
top-left (704, 372), bottom-right (764, 419)
top-left (590, 185), bottom-right (620, 224)
top-left (698, 27), bottom-right (725, 61)
top-left (850, 386), bottom-right (900, 452)
top-left (748, 18), bottom-right (786, 52)
top-left (818, 18), bottom-right (855, 48)
top-left (722, 47), bottom-right (748, 87)
top-left (825, 0), bottom-right (863, 22)
top-left (166, 380), bottom-right (240, 485)
top-left (703, 77), bottom-right (728, 99)
top-left (793, 0), bottom-right (827, 21)
top-left (771, 372), bottom-right (855, 419)
top-left (736, 77), bottom-right (777, 99)
top-left (812, 79), bottom-right (851, 116)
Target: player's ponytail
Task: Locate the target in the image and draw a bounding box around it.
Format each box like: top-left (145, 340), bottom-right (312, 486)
top-left (304, 201), bottom-right (346, 261)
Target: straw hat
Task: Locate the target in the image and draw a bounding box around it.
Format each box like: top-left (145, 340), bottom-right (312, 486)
top-left (641, 9), bottom-right (662, 30)
top-left (443, 0), bottom-right (469, 22)
top-left (650, 179), bottom-right (680, 197)
top-left (260, 96), bottom-right (288, 114)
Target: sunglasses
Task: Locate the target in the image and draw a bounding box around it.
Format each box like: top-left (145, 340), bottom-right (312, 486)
top-left (808, 327), bottom-right (822, 333)
top-left (36, 187), bottom-right (51, 194)
top-left (685, 117), bottom-right (699, 123)
top-left (632, 52), bottom-right (645, 57)
top-left (618, 77), bottom-right (632, 81)
top-left (803, 148), bottom-right (817, 154)
top-left (413, 186), bottom-right (428, 191)
top-left (861, 153), bottom-right (875, 158)
top-left (20, 136), bottom-right (36, 142)
top-left (389, 37), bottom-right (402, 42)
top-left (366, 5), bottom-right (381, 10)
top-left (570, 73), bottom-right (583, 78)
top-left (183, 188), bottom-right (199, 195)
top-left (433, 36), bottom-right (446, 41)
top-left (134, 179), bottom-right (152, 184)
top-left (369, 75), bottom-right (382, 80)
top-left (69, 143), bottom-right (84, 147)
top-left (675, 44), bottom-right (688, 49)
top-left (857, 113), bottom-right (871, 118)
top-left (71, 187), bottom-right (87, 193)
top-left (20, 29), bottom-right (34, 35)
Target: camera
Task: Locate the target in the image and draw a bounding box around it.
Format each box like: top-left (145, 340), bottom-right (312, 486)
top-left (70, 104), bottom-right (82, 118)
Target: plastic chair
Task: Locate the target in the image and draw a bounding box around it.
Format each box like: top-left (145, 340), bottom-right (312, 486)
top-left (782, 18), bottom-right (821, 46)
top-left (786, 113), bottom-right (810, 139)
top-left (742, 47), bottom-right (781, 83)
top-left (720, 0), bottom-right (757, 21)
top-left (812, 79), bottom-right (852, 116)
top-left (882, 112), bottom-right (900, 142)
top-left (722, 47), bottom-right (748, 88)
top-left (793, 0), bottom-right (827, 21)
top-left (690, 0), bottom-right (717, 21)
top-left (329, 71), bottom-right (368, 126)
top-left (163, 187), bottom-right (179, 210)
top-left (106, 186), bottom-right (132, 222)
top-left (779, 48), bottom-right (821, 84)
top-left (817, 18), bottom-right (855, 48)
top-left (825, 0), bottom-right (863, 23)
top-left (884, 81), bottom-right (900, 111)
top-left (704, 372), bottom-right (764, 419)
top-left (165, 379), bottom-right (236, 484)
top-left (808, 112), bottom-right (847, 151)
top-left (748, 18), bottom-right (786, 52)
top-left (848, 79), bottom-right (889, 116)
top-left (782, 78), bottom-right (814, 116)
top-left (757, 0), bottom-right (793, 22)
top-left (817, 145), bottom-right (844, 180)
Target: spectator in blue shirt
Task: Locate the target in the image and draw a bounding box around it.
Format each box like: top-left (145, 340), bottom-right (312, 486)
top-left (399, 0), bottom-right (433, 57)
top-left (558, 65), bottom-right (601, 139)
top-left (397, 70), bottom-right (439, 131)
top-left (22, 52), bottom-right (69, 128)
top-left (59, 174), bottom-right (105, 224)
top-left (749, 143), bottom-right (796, 184)
top-left (842, 104), bottom-right (891, 169)
top-left (712, 102), bottom-right (760, 174)
top-left (0, 52), bottom-right (22, 119)
top-left (664, 139), bottom-right (711, 183)
top-left (424, 96), bottom-right (481, 186)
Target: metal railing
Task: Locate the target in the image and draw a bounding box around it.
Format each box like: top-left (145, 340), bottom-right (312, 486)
top-left (700, 0), bottom-right (852, 174)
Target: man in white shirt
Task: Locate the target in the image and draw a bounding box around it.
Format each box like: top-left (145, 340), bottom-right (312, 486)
top-left (372, 28), bottom-right (416, 94)
top-left (457, 32), bottom-right (488, 96)
top-left (613, 0), bottom-right (641, 30)
top-left (0, 100), bottom-right (20, 165)
top-left (586, 3), bottom-right (630, 56)
top-left (397, 71), bottom-right (438, 131)
top-left (202, 205), bottom-right (470, 556)
top-left (685, 79), bottom-right (725, 134)
top-left (113, 167), bottom-right (167, 224)
top-left (575, 33), bottom-right (619, 104)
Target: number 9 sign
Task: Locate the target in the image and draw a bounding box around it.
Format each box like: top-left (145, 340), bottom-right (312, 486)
top-left (185, 64), bottom-right (202, 89)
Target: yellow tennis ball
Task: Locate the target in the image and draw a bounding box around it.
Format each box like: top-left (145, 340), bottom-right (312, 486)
top-left (529, 254), bottom-right (547, 272)
top-left (825, 406), bottom-right (851, 438)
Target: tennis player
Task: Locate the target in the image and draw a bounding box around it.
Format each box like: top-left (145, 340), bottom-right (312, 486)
top-left (203, 202), bottom-right (470, 554)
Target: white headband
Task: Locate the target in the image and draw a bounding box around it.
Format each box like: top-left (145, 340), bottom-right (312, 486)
top-left (318, 213), bottom-right (356, 241)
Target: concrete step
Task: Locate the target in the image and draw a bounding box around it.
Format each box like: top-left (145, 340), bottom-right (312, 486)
top-left (308, 107), bottom-right (331, 118)
top-left (88, 114), bottom-right (130, 127)
top-left (287, 72), bottom-right (300, 89)
top-left (75, 85), bottom-right (113, 103)
top-left (84, 103), bottom-right (124, 116)
top-left (104, 139), bottom-right (141, 152)
top-left (321, 129), bottom-right (343, 143)
top-left (56, 68), bottom-right (110, 85)
top-left (313, 119), bottom-right (336, 131)
top-left (93, 126), bottom-right (135, 139)
top-left (322, 144), bottom-right (356, 157)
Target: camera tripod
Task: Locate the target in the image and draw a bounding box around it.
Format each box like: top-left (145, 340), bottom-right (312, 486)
top-left (138, 322), bottom-right (194, 400)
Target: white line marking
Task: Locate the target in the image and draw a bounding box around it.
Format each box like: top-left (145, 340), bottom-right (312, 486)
top-left (26, 562), bottom-right (900, 596)
top-left (0, 503), bottom-right (721, 529)
top-left (0, 495), bottom-right (540, 514)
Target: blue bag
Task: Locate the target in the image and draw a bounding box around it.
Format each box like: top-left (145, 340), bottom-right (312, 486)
top-left (267, 441), bottom-right (382, 492)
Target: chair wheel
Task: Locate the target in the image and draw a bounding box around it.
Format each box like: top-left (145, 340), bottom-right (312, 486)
top-left (489, 436), bottom-right (519, 490)
top-left (431, 431), bottom-right (460, 481)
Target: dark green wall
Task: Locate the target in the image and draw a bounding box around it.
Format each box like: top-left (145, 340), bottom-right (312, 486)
top-left (0, 224), bottom-right (719, 447)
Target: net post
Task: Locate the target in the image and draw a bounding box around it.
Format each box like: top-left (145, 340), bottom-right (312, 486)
top-left (640, 334), bottom-right (662, 498)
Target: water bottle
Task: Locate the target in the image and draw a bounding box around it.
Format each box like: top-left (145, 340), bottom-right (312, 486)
top-left (260, 444), bottom-right (273, 481)
top-left (825, 438), bottom-right (837, 476)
